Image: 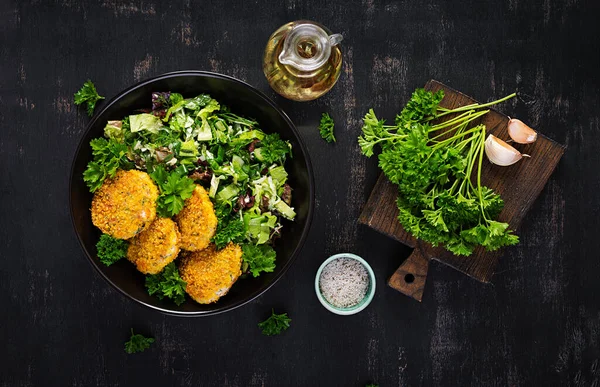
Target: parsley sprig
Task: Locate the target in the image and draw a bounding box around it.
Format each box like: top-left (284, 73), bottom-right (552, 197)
top-left (83, 137), bottom-right (130, 192)
top-left (212, 217), bottom-right (246, 250)
top-left (74, 80), bottom-right (104, 116)
top-left (242, 244), bottom-right (276, 277)
top-left (96, 234), bottom-right (128, 266)
top-left (145, 262), bottom-right (187, 306)
top-left (124, 329), bottom-right (154, 354)
top-left (149, 165), bottom-right (196, 218)
top-left (254, 133), bottom-right (292, 164)
top-left (318, 112), bottom-right (336, 143)
top-left (359, 88), bottom-right (518, 256)
top-left (258, 309), bottom-right (291, 336)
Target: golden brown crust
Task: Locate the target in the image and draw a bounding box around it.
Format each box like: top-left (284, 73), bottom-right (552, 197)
top-left (175, 185), bottom-right (218, 251)
top-left (179, 243), bottom-right (242, 304)
top-left (91, 170), bottom-right (158, 239)
top-left (127, 217), bottom-right (181, 275)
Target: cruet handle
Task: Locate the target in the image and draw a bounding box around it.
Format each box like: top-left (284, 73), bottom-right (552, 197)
top-left (328, 33), bottom-right (343, 46)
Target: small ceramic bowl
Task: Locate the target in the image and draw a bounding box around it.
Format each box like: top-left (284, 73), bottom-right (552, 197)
top-left (315, 253), bottom-right (376, 315)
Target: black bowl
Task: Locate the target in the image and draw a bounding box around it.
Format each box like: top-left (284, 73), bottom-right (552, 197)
top-left (70, 71), bottom-right (314, 316)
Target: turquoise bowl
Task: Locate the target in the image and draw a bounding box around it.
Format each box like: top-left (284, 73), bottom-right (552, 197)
top-left (314, 253), bottom-right (376, 315)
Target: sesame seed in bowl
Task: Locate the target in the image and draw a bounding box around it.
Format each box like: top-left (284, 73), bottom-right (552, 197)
top-left (315, 253), bottom-right (376, 315)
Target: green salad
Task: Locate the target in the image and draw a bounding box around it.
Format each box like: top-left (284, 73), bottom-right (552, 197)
top-left (84, 91), bottom-right (295, 286)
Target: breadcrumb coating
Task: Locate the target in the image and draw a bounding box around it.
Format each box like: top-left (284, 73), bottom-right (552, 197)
top-left (127, 217), bottom-right (181, 275)
top-left (91, 170), bottom-right (158, 239)
top-left (179, 243), bottom-right (242, 304)
top-left (175, 185), bottom-right (218, 251)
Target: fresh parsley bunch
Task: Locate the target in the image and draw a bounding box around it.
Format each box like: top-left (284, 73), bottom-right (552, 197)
top-left (359, 88), bottom-right (519, 256)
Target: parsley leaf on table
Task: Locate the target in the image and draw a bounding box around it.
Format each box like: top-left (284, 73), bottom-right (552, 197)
top-left (258, 309), bottom-right (291, 336)
top-left (242, 244), bottom-right (276, 277)
top-left (96, 234), bottom-right (128, 266)
top-left (318, 112), bottom-right (336, 143)
top-left (149, 165), bottom-right (196, 218)
top-left (74, 80), bottom-right (105, 116)
top-left (145, 262), bottom-right (187, 306)
top-left (124, 329), bottom-right (154, 354)
top-left (83, 137), bottom-right (130, 192)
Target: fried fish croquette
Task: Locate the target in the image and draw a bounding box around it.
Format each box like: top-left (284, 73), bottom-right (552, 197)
top-left (179, 243), bottom-right (243, 304)
top-left (175, 185), bottom-right (218, 251)
top-left (127, 217), bottom-right (181, 275)
top-left (91, 170), bottom-right (158, 239)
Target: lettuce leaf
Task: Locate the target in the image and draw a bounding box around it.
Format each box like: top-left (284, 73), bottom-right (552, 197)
top-left (130, 113), bottom-right (163, 134)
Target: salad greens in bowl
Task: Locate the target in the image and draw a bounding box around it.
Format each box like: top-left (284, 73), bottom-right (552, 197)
top-left (70, 71), bottom-right (314, 316)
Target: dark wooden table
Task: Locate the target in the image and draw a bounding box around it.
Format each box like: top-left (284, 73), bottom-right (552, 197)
top-left (2, 1), bottom-right (599, 386)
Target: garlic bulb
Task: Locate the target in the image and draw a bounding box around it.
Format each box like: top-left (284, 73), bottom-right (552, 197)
top-left (507, 118), bottom-right (537, 144)
top-left (484, 134), bottom-right (523, 166)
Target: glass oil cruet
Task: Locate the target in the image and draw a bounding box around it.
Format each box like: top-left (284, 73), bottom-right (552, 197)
top-left (263, 20), bottom-right (343, 101)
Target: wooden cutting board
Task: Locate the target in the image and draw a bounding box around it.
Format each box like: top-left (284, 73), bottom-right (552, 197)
top-left (358, 80), bottom-right (565, 301)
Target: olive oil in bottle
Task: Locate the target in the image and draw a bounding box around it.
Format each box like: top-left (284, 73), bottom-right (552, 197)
top-left (263, 21), bottom-right (343, 101)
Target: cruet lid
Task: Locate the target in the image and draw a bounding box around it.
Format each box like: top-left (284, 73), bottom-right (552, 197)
top-left (278, 22), bottom-right (343, 72)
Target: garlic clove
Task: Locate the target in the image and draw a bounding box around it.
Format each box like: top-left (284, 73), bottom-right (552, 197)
top-left (507, 118), bottom-right (537, 144)
top-left (484, 134), bottom-right (523, 166)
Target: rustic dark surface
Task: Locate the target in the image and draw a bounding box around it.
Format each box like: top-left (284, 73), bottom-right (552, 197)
top-left (1, 0), bottom-right (599, 386)
top-left (359, 80), bottom-right (565, 300)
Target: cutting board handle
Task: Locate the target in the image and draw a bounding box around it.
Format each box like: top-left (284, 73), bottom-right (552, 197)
top-left (388, 247), bottom-right (429, 302)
